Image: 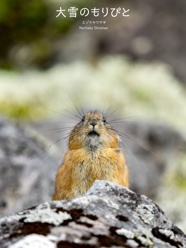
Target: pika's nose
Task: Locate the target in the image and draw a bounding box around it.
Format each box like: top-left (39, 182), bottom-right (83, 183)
top-left (90, 120), bottom-right (97, 127)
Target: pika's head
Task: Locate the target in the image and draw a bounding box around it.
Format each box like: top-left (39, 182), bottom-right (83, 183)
top-left (69, 110), bottom-right (120, 150)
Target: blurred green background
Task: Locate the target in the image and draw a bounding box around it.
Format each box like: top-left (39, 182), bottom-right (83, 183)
top-left (0, 0), bottom-right (186, 231)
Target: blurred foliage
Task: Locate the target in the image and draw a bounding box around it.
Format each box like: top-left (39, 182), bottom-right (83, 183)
top-left (131, 87), bottom-right (152, 103)
top-left (0, 100), bottom-right (47, 121)
top-left (0, 0), bottom-right (47, 69)
top-left (175, 173), bottom-right (186, 189)
top-left (173, 154), bottom-right (186, 190)
top-left (0, 0), bottom-right (96, 69)
top-left (0, 56), bottom-right (186, 129)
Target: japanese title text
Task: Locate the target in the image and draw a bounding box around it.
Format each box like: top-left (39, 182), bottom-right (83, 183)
top-left (56, 7), bottom-right (130, 18)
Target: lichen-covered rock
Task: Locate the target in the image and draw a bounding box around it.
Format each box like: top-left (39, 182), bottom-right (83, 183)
top-left (0, 117), bottom-right (57, 218)
top-left (0, 180), bottom-right (185, 248)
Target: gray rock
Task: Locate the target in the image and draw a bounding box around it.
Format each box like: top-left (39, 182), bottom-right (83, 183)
top-left (0, 180), bottom-right (185, 248)
top-left (0, 117), bottom-right (57, 218)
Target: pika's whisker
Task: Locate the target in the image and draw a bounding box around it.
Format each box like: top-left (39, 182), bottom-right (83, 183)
top-left (68, 94), bottom-right (83, 118)
top-left (109, 115), bottom-right (143, 123)
top-left (117, 131), bottom-right (154, 154)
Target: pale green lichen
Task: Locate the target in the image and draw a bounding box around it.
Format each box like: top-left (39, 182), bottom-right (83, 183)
top-left (135, 234), bottom-right (154, 247)
top-left (24, 202), bottom-right (71, 226)
top-left (9, 234), bottom-right (55, 248)
top-left (116, 228), bottom-right (135, 239)
top-left (136, 203), bottom-right (155, 225)
top-left (24, 209), bottom-right (71, 226)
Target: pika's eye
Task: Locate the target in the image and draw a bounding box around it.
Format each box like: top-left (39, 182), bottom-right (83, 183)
top-left (81, 116), bottom-right (85, 122)
top-left (103, 117), bottom-right (106, 123)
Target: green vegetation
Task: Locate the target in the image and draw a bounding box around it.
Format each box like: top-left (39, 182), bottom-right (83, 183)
top-left (0, 0), bottom-right (97, 69)
top-left (0, 0), bottom-right (47, 69)
top-left (131, 87), bottom-right (152, 103)
top-left (0, 99), bottom-right (46, 121)
top-left (173, 154), bottom-right (186, 190)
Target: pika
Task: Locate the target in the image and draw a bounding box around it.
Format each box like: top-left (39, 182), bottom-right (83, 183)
top-left (53, 110), bottom-right (129, 200)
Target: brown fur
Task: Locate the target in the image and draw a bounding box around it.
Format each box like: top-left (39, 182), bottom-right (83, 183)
top-left (53, 110), bottom-right (129, 200)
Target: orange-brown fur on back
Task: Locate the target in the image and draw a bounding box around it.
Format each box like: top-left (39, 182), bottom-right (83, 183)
top-left (53, 110), bottom-right (129, 200)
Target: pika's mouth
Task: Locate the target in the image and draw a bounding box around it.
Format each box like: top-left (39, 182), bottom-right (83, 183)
top-left (88, 131), bottom-right (100, 137)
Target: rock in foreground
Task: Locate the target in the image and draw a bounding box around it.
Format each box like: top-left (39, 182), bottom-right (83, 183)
top-left (0, 180), bottom-right (185, 248)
